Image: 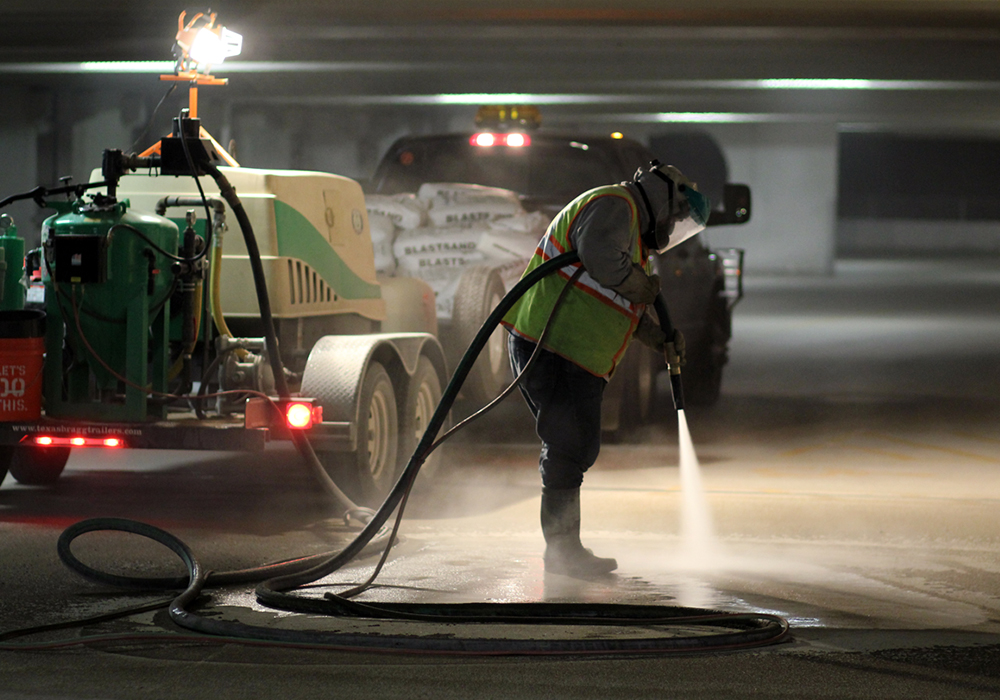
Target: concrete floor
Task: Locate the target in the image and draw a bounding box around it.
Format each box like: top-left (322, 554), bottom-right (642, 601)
top-left (2, 257), bottom-right (1000, 698)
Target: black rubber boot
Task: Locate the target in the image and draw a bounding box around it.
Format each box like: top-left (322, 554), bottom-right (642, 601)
top-left (541, 487), bottom-right (617, 578)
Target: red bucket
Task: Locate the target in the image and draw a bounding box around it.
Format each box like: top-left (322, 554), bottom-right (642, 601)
top-left (0, 310), bottom-right (45, 421)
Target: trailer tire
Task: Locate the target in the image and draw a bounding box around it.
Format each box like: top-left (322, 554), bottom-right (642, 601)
top-left (400, 355), bottom-right (444, 478)
top-left (8, 446), bottom-right (71, 485)
top-left (447, 266), bottom-right (509, 405)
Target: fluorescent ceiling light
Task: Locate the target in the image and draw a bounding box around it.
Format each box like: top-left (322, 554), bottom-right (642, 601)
top-left (652, 112), bottom-right (826, 123)
top-left (79, 61), bottom-right (175, 73)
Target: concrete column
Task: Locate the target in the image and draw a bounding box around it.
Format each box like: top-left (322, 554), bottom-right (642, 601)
top-left (700, 123), bottom-right (839, 275)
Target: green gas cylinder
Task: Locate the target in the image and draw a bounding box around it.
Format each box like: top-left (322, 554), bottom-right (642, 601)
top-left (0, 214), bottom-right (25, 312)
top-left (42, 196), bottom-right (179, 421)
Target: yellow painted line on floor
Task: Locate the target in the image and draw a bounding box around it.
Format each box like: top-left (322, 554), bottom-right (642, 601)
top-left (952, 431), bottom-right (1000, 446)
top-left (855, 446), bottom-right (917, 461)
top-left (872, 432), bottom-right (1000, 464)
top-left (780, 432), bottom-right (858, 457)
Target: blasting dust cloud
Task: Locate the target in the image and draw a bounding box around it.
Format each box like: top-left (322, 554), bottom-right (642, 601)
top-left (676, 409), bottom-right (720, 567)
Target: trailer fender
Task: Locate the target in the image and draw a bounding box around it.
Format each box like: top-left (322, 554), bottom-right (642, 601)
top-left (300, 333), bottom-right (446, 451)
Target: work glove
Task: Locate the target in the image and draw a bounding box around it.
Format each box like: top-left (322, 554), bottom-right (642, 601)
top-left (665, 328), bottom-right (686, 369)
top-left (633, 312), bottom-right (667, 352)
top-left (610, 263), bottom-right (660, 305)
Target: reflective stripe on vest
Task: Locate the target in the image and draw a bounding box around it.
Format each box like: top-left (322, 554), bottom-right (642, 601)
top-left (503, 185), bottom-right (651, 377)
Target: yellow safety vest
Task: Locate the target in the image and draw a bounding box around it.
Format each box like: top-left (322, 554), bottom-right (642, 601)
top-left (503, 185), bottom-right (651, 377)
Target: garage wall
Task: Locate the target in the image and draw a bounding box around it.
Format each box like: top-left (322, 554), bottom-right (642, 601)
top-left (694, 122), bottom-right (840, 275)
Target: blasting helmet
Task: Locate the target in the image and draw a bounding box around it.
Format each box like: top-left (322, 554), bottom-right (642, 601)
top-left (632, 161), bottom-right (711, 253)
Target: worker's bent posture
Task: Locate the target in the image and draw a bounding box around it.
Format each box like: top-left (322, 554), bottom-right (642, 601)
top-left (503, 162), bottom-right (710, 579)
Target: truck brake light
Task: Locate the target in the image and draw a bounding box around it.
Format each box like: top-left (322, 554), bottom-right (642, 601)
top-left (470, 132), bottom-right (530, 148)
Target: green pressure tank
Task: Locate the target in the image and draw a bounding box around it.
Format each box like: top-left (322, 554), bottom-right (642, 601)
top-left (0, 214), bottom-right (25, 312)
top-left (42, 197), bottom-right (178, 420)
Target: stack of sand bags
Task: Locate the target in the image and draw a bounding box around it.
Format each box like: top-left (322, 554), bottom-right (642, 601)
top-left (364, 193), bottom-right (427, 276)
top-left (365, 183), bottom-right (549, 320)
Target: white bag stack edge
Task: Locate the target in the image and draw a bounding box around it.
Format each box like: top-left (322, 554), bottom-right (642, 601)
top-left (367, 183), bottom-right (550, 321)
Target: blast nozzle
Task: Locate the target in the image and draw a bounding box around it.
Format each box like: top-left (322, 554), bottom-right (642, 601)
top-left (652, 293), bottom-right (685, 411)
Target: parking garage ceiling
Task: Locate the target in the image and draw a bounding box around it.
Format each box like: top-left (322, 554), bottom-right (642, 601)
top-left (2, 1), bottom-right (1000, 131)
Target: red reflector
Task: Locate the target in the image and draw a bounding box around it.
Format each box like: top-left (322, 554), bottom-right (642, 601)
top-left (285, 402), bottom-right (316, 430)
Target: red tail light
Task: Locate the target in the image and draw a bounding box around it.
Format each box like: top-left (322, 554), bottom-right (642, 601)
top-left (285, 401), bottom-right (323, 430)
top-left (32, 435), bottom-right (124, 448)
top-left (470, 132), bottom-right (531, 148)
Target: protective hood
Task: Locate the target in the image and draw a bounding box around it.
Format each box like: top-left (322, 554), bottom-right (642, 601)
top-left (632, 162), bottom-right (711, 253)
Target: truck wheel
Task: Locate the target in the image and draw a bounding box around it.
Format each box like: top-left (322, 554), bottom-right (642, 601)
top-left (8, 446), bottom-right (72, 485)
top-left (352, 361), bottom-right (400, 505)
top-left (400, 355), bottom-right (444, 478)
top-left (0, 447), bottom-right (13, 486)
top-left (682, 298), bottom-right (731, 407)
top-left (611, 346), bottom-right (659, 439)
top-left (633, 346), bottom-right (659, 423)
top-left (448, 266), bottom-right (509, 405)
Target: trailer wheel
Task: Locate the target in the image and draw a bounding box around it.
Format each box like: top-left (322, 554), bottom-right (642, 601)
top-left (400, 355), bottom-right (444, 478)
top-left (8, 446), bottom-right (71, 485)
top-left (350, 361), bottom-right (400, 505)
top-left (447, 266), bottom-right (509, 405)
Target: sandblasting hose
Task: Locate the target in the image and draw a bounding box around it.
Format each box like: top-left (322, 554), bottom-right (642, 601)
top-left (200, 164), bottom-right (367, 520)
top-left (653, 293), bottom-right (685, 411)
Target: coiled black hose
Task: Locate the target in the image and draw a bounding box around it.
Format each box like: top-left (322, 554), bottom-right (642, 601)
top-left (49, 248), bottom-right (789, 654)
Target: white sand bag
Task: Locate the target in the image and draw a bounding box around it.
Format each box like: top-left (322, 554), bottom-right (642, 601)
top-left (365, 193), bottom-right (426, 229)
top-left (396, 266), bottom-right (465, 320)
top-left (427, 199), bottom-right (524, 228)
top-left (488, 210), bottom-right (550, 235)
top-left (417, 182), bottom-right (521, 208)
top-left (477, 230), bottom-right (539, 262)
top-left (394, 227), bottom-right (488, 274)
top-left (367, 212), bottom-right (398, 275)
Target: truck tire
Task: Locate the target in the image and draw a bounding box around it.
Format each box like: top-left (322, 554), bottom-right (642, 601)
top-left (606, 345), bottom-right (659, 440)
top-left (399, 355), bottom-right (444, 478)
top-left (626, 345), bottom-right (660, 425)
top-left (681, 295), bottom-right (731, 407)
top-left (447, 266), bottom-right (510, 405)
top-left (8, 446), bottom-right (72, 485)
top-left (0, 447), bottom-right (12, 486)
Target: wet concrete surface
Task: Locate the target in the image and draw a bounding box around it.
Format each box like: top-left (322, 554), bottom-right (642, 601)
top-left (3, 257), bottom-right (1000, 698)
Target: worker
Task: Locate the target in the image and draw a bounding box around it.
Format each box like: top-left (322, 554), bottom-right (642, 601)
top-left (503, 162), bottom-right (710, 579)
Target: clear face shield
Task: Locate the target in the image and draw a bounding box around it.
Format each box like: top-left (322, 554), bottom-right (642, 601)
top-left (636, 164), bottom-right (712, 253)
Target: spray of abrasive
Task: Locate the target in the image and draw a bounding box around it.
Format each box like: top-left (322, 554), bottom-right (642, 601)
top-left (677, 409), bottom-right (718, 564)
top-left (654, 294), bottom-right (719, 568)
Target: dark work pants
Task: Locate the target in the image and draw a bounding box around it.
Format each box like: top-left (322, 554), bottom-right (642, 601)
top-left (508, 334), bottom-right (606, 490)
